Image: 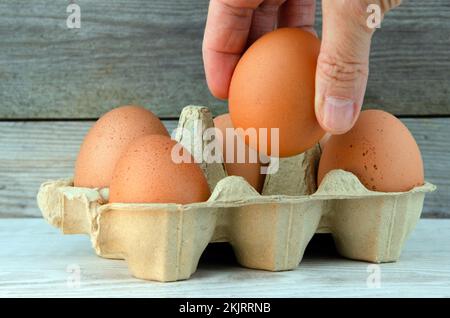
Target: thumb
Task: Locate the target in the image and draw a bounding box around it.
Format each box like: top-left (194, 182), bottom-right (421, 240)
top-left (315, 0), bottom-right (377, 134)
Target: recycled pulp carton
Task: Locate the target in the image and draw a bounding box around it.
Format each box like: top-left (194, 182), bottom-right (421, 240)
top-left (37, 106), bottom-right (436, 282)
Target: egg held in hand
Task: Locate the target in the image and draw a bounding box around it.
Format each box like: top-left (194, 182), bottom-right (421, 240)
top-left (74, 105), bottom-right (169, 188)
top-left (214, 113), bottom-right (266, 193)
top-left (229, 27), bottom-right (325, 158)
top-left (317, 110), bottom-right (424, 192)
top-left (109, 135), bottom-right (210, 204)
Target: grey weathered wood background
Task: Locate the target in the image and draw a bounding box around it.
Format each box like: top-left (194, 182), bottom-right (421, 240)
top-left (1, 0), bottom-right (449, 118)
top-left (0, 0), bottom-right (449, 218)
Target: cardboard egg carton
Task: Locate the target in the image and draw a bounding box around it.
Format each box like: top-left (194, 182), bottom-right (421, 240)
top-left (37, 106), bottom-right (436, 282)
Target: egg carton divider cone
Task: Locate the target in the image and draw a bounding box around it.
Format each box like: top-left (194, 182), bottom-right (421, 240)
top-left (37, 105), bottom-right (436, 282)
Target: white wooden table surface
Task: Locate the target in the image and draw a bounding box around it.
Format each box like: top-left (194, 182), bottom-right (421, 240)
top-left (1, 218), bottom-right (449, 298)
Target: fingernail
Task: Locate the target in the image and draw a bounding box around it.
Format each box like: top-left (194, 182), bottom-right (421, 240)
top-left (322, 96), bottom-right (356, 133)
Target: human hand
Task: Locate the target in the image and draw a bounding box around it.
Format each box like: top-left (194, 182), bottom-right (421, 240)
top-left (202, 0), bottom-right (401, 134)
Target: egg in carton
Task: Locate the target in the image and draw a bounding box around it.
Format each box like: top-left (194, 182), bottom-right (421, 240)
top-left (37, 106), bottom-right (436, 282)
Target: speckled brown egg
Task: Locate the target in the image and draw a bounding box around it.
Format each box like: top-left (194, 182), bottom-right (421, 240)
top-left (74, 105), bottom-right (169, 188)
top-left (214, 113), bottom-right (265, 193)
top-left (228, 27), bottom-right (325, 157)
top-left (109, 135), bottom-right (210, 204)
top-left (317, 110), bottom-right (424, 192)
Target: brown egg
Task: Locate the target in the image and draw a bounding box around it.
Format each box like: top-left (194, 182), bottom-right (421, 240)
top-left (318, 110), bottom-right (424, 192)
top-left (229, 27), bottom-right (325, 158)
top-left (109, 135), bottom-right (210, 204)
top-left (74, 105), bottom-right (169, 188)
top-left (214, 113), bottom-right (265, 193)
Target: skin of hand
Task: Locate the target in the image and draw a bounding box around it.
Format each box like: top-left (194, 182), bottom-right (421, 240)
top-left (202, 0), bottom-right (402, 135)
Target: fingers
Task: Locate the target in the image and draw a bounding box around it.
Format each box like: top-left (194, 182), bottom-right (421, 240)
top-left (314, 0), bottom-right (373, 135)
top-left (278, 0), bottom-right (316, 35)
top-left (248, 0), bottom-right (286, 44)
top-left (203, 0), bottom-right (263, 99)
top-left (314, 0), bottom-right (402, 134)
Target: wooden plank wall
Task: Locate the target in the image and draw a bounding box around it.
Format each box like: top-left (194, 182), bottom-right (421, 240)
top-left (0, 119), bottom-right (448, 218)
top-left (0, 0), bottom-right (449, 118)
top-left (0, 0), bottom-right (449, 217)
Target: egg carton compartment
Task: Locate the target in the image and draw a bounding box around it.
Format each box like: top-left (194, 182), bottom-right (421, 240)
top-left (37, 106), bottom-right (436, 282)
